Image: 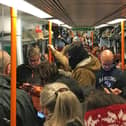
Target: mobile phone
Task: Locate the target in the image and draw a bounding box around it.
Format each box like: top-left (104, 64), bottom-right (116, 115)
top-left (101, 84), bottom-right (112, 93)
top-left (37, 112), bottom-right (45, 119)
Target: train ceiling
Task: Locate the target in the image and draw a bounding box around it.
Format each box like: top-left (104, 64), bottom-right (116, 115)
top-left (25, 0), bottom-right (126, 27)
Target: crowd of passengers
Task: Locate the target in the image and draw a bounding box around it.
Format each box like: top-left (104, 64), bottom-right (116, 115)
top-left (1, 34), bottom-right (126, 126)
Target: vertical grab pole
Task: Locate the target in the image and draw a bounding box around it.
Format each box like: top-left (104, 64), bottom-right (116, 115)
top-left (49, 21), bottom-right (52, 63)
top-left (121, 21), bottom-right (125, 71)
top-left (91, 31), bottom-right (93, 49)
top-left (10, 8), bottom-right (17, 126)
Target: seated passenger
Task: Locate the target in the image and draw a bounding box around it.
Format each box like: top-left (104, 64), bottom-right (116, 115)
top-left (0, 50), bottom-right (40, 126)
top-left (17, 46), bottom-right (43, 86)
top-left (96, 49), bottom-right (126, 98)
top-left (40, 82), bottom-right (84, 126)
top-left (83, 90), bottom-right (126, 126)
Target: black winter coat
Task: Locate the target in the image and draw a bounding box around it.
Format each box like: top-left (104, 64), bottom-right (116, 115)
top-left (0, 75), bottom-right (40, 126)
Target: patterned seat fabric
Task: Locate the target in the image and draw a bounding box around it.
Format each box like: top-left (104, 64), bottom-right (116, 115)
top-left (84, 104), bottom-right (126, 126)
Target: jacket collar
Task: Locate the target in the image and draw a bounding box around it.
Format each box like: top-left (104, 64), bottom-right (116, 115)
top-left (0, 75), bottom-right (10, 89)
top-left (76, 56), bottom-right (91, 68)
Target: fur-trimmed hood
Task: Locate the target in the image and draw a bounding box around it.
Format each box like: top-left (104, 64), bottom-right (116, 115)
top-left (76, 54), bottom-right (101, 71)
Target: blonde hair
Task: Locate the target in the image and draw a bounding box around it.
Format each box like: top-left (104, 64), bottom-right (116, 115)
top-left (40, 82), bottom-right (83, 126)
top-left (28, 46), bottom-right (41, 58)
top-left (40, 82), bottom-right (69, 112)
top-left (53, 90), bottom-right (83, 126)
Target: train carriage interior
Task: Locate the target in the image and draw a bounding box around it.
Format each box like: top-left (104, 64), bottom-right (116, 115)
top-left (1, 0), bottom-right (126, 126)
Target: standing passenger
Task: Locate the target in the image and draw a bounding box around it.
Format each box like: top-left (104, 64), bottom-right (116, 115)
top-left (37, 61), bottom-right (84, 102)
top-left (96, 49), bottom-right (126, 98)
top-left (0, 50), bottom-right (40, 126)
top-left (67, 42), bottom-right (101, 87)
top-left (40, 82), bottom-right (83, 126)
top-left (48, 42), bottom-right (101, 88)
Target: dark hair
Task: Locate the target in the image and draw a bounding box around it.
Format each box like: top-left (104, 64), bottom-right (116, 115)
top-left (38, 61), bottom-right (59, 85)
top-left (56, 76), bottom-right (84, 102)
top-left (83, 89), bottom-right (126, 113)
top-left (68, 42), bottom-right (89, 69)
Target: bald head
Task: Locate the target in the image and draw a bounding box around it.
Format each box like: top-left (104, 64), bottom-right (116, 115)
top-left (100, 50), bottom-right (114, 62)
top-left (0, 50), bottom-right (10, 74)
top-left (100, 50), bottom-right (114, 71)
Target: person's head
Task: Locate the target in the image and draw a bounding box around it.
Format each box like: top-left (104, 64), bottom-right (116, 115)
top-left (0, 50), bottom-right (10, 75)
top-left (38, 61), bottom-right (59, 85)
top-left (28, 46), bottom-right (41, 68)
top-left (84, 90), bottom-right (126, 126)
top-left (56, 76), bottom-right (84, 102)
top-left (100, 49), bottom-right (114, 71)
top-left (40, 82), bottom-right (69, 114)
top-left (83, 89), bottom-right (126, 113)
top-left (68, 42), bottom-right (89, 69)
top-left (40, 82), bottom-right (83, 126)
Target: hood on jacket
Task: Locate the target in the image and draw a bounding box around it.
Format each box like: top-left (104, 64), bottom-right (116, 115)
top-left (76, 54), bottom-right (101, 71)
top-left (68, 42), bottom-right (89, 69)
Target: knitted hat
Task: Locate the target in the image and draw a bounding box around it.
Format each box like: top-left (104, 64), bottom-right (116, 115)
top-left (68, 42), bottom-right (89, 69)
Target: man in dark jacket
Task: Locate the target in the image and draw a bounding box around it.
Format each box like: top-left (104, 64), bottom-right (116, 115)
top-left (0, 75), bottom-right (40, 126)
top-left (0, 50), bottom-right (40, 126)
top-left (96, 49), bottom-right (126, 98)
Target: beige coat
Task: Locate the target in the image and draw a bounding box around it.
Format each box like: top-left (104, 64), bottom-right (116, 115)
top-left (49, 45), bottom-right (71, 71)
top-left (72, 54), bottom-right (101, 87)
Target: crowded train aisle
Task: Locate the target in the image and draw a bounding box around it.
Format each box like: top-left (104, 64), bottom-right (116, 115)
top-left (15, 37), bottom-right (126, 126)
top-left (1, 28), bottom-right (126, 125)
top-left (1, 1), bottom-right (126, 126)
